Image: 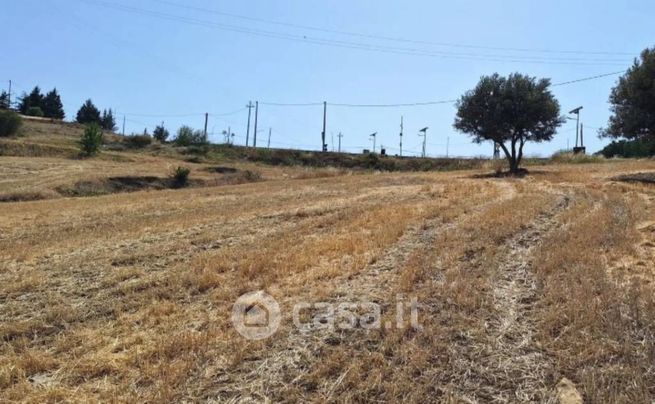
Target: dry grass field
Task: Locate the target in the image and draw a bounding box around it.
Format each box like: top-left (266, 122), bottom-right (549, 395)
top-left (1, 121), bottom-right (655, 402)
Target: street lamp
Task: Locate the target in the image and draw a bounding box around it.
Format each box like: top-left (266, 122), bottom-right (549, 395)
top-left (569, 106), bottom-right (583, 152)
top-left (370, 132), bottom-right (377, 153)
top-left (419, 127), bottom-right (428, 158)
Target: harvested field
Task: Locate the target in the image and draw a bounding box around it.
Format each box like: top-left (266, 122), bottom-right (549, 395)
top-left (2, 122), bottom-right (655, 402)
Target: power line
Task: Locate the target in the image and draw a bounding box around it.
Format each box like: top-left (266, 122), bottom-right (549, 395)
top-left (551, 70), bottom-right (625, 86)
top-left (328, 100), bottom-right (457, 108)
top-left (78, 0), bottom-right (630, 66)
top-left (148, 0), bottom-right (635, 57)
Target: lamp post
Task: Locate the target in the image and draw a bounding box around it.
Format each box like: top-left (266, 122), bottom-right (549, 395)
top-left (419, 127), bottom-right (428, 158)
top-left (370, 132), bottom-right (377, 153)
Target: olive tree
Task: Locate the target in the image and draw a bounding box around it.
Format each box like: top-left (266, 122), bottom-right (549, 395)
top-left (454, 73), bottom-right (564, 174)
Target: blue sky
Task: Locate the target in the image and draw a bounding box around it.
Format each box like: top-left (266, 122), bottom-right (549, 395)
top-left (1, 0), bottom-right (652, 157)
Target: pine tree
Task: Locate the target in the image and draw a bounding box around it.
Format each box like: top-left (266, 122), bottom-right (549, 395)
top-left (0, 91), bottom-right (9, 109)
top-left (42, 88), bottom-right (65, 119)
top-left (18, 87), bottom-right (44, 114)
top-left (101, 109), bottom-right (117, 131)
top-left (76, 99), bottom-right (101, 124)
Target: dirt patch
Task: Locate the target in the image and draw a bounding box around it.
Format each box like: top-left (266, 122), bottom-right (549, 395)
top-left (55, 170), bottom-right (262, 198)
top-left (614, 172), bottom-right (655, 185)
top-left (0, 191), bottom-right (50, 203)
top-left (56, 176), bottom-right (175, 197)
top-left (205, 166), bottom-right (239, 174)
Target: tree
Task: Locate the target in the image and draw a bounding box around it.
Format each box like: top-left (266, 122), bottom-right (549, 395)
top-left (153, 124), bottom-right (170, 143)
top-left (602, 47), bottom-right (655, 141)
top-left (174, 125), bottom-right (207, 146)
top-left (101, 109), bottom-right (117, 131)
top-left (0, 91), bottom-right (9, 109)
top-left (42, 88), bottom-right (65, 119)
top-left (18, 87), bottom-right (44, 114)
top-left (26, 106), bottom-right (44, 117)
top-left (76, 99), bottom-right (101, 124)
top-left (79, 123), bottom-right (103, 156)
top-left (0, 110), bottom-right (22, 137)
top-left (454, 73), bottom-right (564, 174)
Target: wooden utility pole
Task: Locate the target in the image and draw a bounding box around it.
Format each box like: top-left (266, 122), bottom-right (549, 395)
top-left (337, 132), bottom-right (343, 153)
top-left (204, 113), bottom-right (209, 140)
top-left (321, 101), bottom-right (327, 152)
top-left (245, 101), bottom-right (253, 147)
top-left (253, 101), bottom-right (259, 148)
top-left (399, 116), bottom-right (404, 157)
top-left (122, 116), bottom-right (126, 136)
top-left (267, 127), bottom-right (272, 149)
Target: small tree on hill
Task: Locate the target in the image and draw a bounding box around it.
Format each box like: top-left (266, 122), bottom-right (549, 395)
top-left (0, 91), bottom-right (9, 109)
top-left (26, 106), bottom-right (44, 117)
top-left (0, 110), bottom-right (22, 137)
top-left (601, 47), bottom-right (655, 141)
top-left (454, 73), bottom-right (564, 174)
top-left (153, 124), bottom-right (169, 143)
top-left (101, 108), bottom-right (117, 131)
top-left (76, 99), bottom-right (101, 124)
top-left (79, 123), bottom-right (103, 156)
top-left (18, 87), bottom-right (44, 114)
top-left (174, 125), bottom-right (206, 146)
top-left (42, 88), bottom-right (65, 119)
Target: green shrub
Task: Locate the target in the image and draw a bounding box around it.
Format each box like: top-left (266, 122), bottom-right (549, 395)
top-left (79, 123), bottom-right (103, 156)
top-left (0, 110), bottom-right (23, 137)
top-left (26, 106), bottom-right (44, 117)
top-left (171, 166), bottom-right (190, 187)
top-left (174, 126), bottom-right (207, 146)
top-left (125, 134), bottom-right (152, 148)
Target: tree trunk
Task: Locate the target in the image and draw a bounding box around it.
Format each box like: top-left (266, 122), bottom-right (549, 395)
top-left (498, 142), bottom-right (519, 174)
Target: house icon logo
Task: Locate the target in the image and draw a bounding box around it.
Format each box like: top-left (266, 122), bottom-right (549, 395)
top-left (232, 291), bottom-right (281, 340)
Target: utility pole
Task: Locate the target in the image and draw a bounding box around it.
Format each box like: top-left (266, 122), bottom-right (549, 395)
top-left (204, 113), bottom-right (209, 140)
top-left (267, 127), bottom-right (272, 149)
top-left (122, 115), bottom-right (126, 136)
top-left (370, 132), bottom-right (377, 153)
top-left (399, 116), bottom-right (404, 157)
top-left (228, 126), bottom-right (231, 145)
top-left (245, 101), bottom-right (253, 147)
top-left (253, 101), bottom-right (259, 148)
top-left (337, 132), bottom-right (343, 153)
top-left (419, 127), bottom-right (428, 158)
top-left (321, 101), bottom-right (327, 152)
top-left (7, 80), bottom-right (11, 109)
top-left (580, 123), bottom-right (584, 148)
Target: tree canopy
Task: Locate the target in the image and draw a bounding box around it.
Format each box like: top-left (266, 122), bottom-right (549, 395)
top-left (454, 73), bottom-right (564, 173)
top-left (76, 99), bottom-right (101, 124)
top-left (42, 89), bottom-right (65, 119)
top-left (101, 109), bottom-right (117, 131)
top-left (18, 87), bottom-right (44, 115)
top-left (602, 47), bottom-right (655, 140)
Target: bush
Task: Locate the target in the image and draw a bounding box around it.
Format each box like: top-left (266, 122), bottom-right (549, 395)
top-left (153, 125), bottom-right (170, 143)
top-left (0, 110), bottom-right (22, 137)
top-left (125, 134), bottom-right (152, 148)
top-left (26, 106), bottom-right (44, 117)
top-left (79, 123), bottom-right (103, 156)
top-left (174, 126), bottom-right (207, 146)
top-left (171, 166), bottom-right (190, 187)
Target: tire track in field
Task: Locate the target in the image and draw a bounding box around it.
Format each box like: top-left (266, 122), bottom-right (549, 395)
top-left (210, 181), bottom-right (518, 402)
top-left (447, 192), bottom-right (572, 403)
